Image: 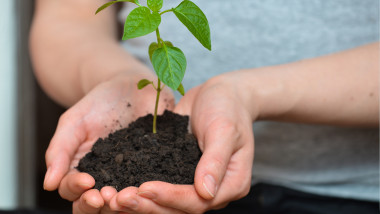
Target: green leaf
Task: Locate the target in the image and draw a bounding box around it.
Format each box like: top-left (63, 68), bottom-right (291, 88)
top-left (177, 83), bottom-right (185, 96)
top-left (152, 45), bottom-right (187, 90)
top-left (123, 7), bottom-right (161, 40)
top-left (137, 79), bottom-right (153, 89)
top-left (163, 41), bottom-right (174, 48)
top-left (147, 0), bottom-right (163, 12)
top-left (148, 42), bottom-right (159, 62)
top-left (149, 41), bottom-right (173, 62)
top-left (95, 0), bottom-right (140, 14)
top-left (173, 0), bottom-right (211, 50)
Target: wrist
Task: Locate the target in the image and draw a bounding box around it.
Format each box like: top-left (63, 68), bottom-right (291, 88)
top-left (234, 66), bottom-right (298, 122)
top-left (205, 71), bottom-right (261, 122)
top-left (230, 69), bottom-right (261, 122)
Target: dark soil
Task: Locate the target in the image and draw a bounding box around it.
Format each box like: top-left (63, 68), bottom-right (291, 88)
top-left (77, 110), bottom-right (202, 191)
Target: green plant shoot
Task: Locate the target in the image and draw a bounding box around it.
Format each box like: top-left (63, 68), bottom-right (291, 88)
top-left (96, 0), bottom-right (211, 133)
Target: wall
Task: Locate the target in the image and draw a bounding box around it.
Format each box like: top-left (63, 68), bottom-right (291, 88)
top-left (0, 0), bottom-right (18, 209)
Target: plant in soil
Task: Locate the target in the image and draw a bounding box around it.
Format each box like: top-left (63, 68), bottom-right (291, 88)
top-left (77, 0), bottom-right (211, 191)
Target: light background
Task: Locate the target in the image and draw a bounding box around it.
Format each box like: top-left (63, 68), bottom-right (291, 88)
top-left (0, 0), bottom-right (18, 209)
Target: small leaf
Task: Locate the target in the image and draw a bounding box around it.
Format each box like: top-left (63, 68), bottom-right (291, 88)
top-left (149, 41), bottom-right (174, 62)
top-left (95, 0), bottom-right (140, 14)
top-left (147, 0), bottom-right (163, 12)
top-left (152, 45), bottom-right (187, 90)
top-left (177, 83), bottom-right (185, 96)
top-left (173, 0), bottom-right (211, 50)
top-left (148, 42), bottom-right (159, 62)
top-left (137, 79), bottom-right (153, 89)
top-left (163, 41), bottom-right (173, 47)
top-left (123, 7), bottom-right (161, 40)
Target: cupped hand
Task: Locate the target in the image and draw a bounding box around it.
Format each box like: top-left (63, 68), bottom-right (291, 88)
top-left (109, 73), bottom-right (256, 213)
top-left (43, 73), bottom-right (174, 213)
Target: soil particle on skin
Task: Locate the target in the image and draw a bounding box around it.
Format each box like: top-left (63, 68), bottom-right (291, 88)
top-left (77, 110), bottom-right (201, 191)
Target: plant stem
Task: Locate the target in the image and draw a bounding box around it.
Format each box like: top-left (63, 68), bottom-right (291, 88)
top-left (156, 28), bottom-right (161, 45)
top-left (152, 28), bottom-right (162, 134)
top-left (152, 78), bottom-right (161, 134)
top-left (159, 8), bottom-right (174, 15)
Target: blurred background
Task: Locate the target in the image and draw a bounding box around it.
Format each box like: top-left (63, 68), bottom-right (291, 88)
top-left (0, 0), bottom-right (71, 212)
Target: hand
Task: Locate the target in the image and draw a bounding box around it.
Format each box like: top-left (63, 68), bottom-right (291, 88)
top-left (109, 73), bottom-right (255, 213)
top-left (43, 73), bottom-right (174, 213)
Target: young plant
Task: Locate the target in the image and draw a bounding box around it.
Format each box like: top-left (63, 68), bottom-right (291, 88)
top-left (96, 0), bottom-right (211, 133)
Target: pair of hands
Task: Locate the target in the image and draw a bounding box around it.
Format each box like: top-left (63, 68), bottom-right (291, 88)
top-left (44, 72), bottom-right (255, 214)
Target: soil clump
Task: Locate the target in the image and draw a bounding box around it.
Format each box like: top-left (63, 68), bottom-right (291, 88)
top-left (77, 110), bottom-right (201, 191)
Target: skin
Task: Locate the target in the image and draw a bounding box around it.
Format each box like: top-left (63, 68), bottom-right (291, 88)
top-left (30, 0), bottom-right (379, 213)
top-left (31, 0), bottom-right (174, 213)
top-left (108, 43), bottom-right (379, 214)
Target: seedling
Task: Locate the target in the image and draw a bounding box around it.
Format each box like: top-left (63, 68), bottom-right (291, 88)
top-left (96, 0), bottom-right (211, 133)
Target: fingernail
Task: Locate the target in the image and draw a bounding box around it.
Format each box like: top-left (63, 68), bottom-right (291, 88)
top-left (137, 191), bottom-right (156, 200)
top-left (80, 182), bottom-right (94, 189)
top-left (203, 174), bottom-right (216, 198)
top-left (43, 167), bottom-right (51, 190)
top-left (85, 199), bottom-right (102, 209)
top-left (122, 198), bottom-right (139, 209)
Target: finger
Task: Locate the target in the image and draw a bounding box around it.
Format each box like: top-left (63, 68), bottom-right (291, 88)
top-left (59, 172), bottom-right (95, 201)
top-left (193, 119), bottom-right (240, 200)
top-left (44, 112), bottom-right (86, 191)
top-left (138, 182), bottom-right (210, 213)
top-left (174, 86), bottom-right (201, 116)
top-left (110, 186), bottom-right (185, 214)
top-left (73, 189), bottom-right (104, 214)
top-left (44, 151), bottom-right (71, 191)
top-left (201, 129), bottom-right (254, 204)
top-left (101, 186), bottom-right (117, 204)
top-left (138, 163), bottom-right (251, 214)
top-left (109, 187), bottom-right (138, 211)
top-left (217, 147), bottom-right (253, 201)
top-left (137, 148), bottom-right (253, 213)
top-left (100, 187), bottom-right (118, 214)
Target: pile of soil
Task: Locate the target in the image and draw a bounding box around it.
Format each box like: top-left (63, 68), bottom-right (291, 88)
top-left (77, 110), bottom-right (202, 191)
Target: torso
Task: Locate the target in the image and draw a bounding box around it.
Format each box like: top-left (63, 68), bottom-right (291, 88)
top-left (120, 0), bottom-right (379, 201)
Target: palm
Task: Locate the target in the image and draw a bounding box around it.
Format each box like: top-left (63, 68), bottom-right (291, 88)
top-left (110, 81), bottom-right (255, 213)
top-left (44, 76), bottom-right (174, 209)
top-left (63, 77), bottom-right (174, 169)
top-left (176, 83), bottom-right (254, 203)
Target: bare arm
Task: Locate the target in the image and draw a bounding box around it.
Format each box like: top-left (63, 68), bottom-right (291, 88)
top-left (30, 0), bottom-right (154, 107)
top-left (236, 42), bottom-right (379, 126)
top-left (31, 1), bottom-right (175, 212)
top-left (117, 42), bottom-right (379, 213)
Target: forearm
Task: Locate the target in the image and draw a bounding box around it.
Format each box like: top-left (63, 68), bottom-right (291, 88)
top-left (30, 0), bottom-right (154, 107)
top-left (240, 42), bottom-right (379, 126)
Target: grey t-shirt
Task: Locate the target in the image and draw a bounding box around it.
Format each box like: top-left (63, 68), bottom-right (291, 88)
top-left (120, 0), bottom-right (379, 201)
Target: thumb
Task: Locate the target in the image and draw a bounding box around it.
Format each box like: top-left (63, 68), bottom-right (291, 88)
top-left (173, 86), bottom-right (201, 116)
top-left (44, 115), bottom-right (85, 191)
top-left (193, 121), bottom-right (237, 200)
